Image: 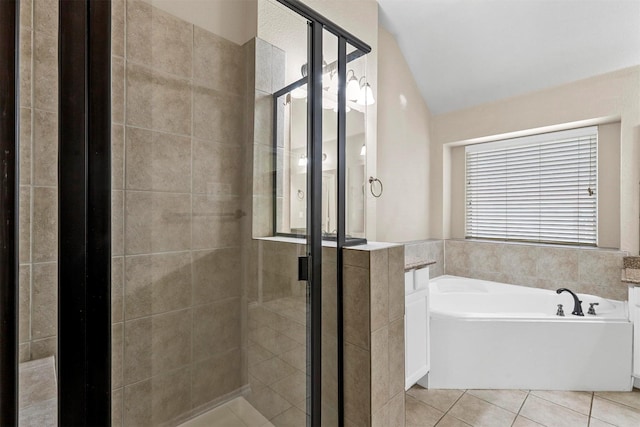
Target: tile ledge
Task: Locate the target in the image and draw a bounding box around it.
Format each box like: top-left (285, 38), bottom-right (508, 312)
top-left (405, 260), bottom-right (436, 271)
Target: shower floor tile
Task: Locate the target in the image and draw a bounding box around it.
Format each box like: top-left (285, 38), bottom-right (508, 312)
top-left (407, 385), bottom-right (640, 427)
top-left (179, 397), bottom-right (273, 427)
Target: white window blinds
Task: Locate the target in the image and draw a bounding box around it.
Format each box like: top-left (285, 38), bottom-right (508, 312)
top-left (465, 127), bottom-right (598, 246)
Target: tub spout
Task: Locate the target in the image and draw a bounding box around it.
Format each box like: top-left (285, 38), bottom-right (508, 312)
top-left (556, 288), bottom-right (584, 316)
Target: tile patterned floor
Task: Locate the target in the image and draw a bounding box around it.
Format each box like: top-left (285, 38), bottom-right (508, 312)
top-left (406, 386), bottom-right (640, 427)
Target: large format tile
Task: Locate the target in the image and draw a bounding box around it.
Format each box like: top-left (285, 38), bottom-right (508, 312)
top-left (595, 389), bottom-right (640, 411)
top-left (371, 327), bottom-right (389, 410)
top-left (192, 195), bottom-right (243, 250)
top-left (19, 265), bottom-right (30, 343)
top-left (271, 407), bottom-right (306, 427)
top-left (519, 394), bottom-right (588, 427)
top-left (124, 252), bottom-right (192, 319)
top-left (19, 187), bottom-right (30, 263)
top-left (126, 63), bottom-right (191, 136)
top-left (112, 124), bottom-right (124, 190)
top-left (19, 356), bottom-right (57, 409)
top-left (124, 191), bottom-right (191, 254)
top-left (249, 357), bottom-right (296, 386)
top-left (19, 108), bottom-right (31, 185)
top-left (111, 0), bottom-right (124, 57)
top-left (192, 248), bottom-right (242, 303)
top-left (111, 257), bottom-right (124, 323)
top-left (123, 309), bottom-right (191, 384)
top-left (192, 138), bottom-right (244, 195)
top-left (405, 396), bottom-right (444, 427)
top-left (193, 27), bottom-right (244, 95)
top-left (126, 0), bottom-right (192, 79)
top-left (246, 386), bottom-right (291, 421)
top-left (125, 127), bottom-right (191, 192)
top-left (406, 386), bottom-right (464, 413)
top-left (467, 389), bottom-right (527, 413)
top-left (33, 31), bottom-right (57, 112)
top-left (32, 187), bottom-right (57, 262)
top-left (33, 109), bottom-right (57, 186)
top-left (370, 249), bottom-right (389, 332)
top-left (343, 266), bottom-right (370, 350)
top-left (270, 371), bottom-right (306, 406)
top-left (343, 342), bottom-right (370, 424)
top-left (530, 390), bottom-right (592, 415)
top-left (388, 245), bottom-right (405, 322)
top-left (124, 366), bottom-right (191, 426)
top-left (192, 298), bottom-right (241, 361)
top-left (435, 414), bottom-right (471, 427)
top-left (112, 323), bottom-right (123, 390)
top-left (33, 0), bottom-right (57, 35)
top-left (448, 393), bottom-right (516, 427)
top-left (591, 396), bottom-right (640, 427)
top-left (191, 349), bottom-right (243, 408)
top-left (193, 87), bottom-right (244, 146)
top-left (31, 263), bottom-right (57, 339)
top-left (112, 56), bottom-right (125, 124)
top-left (19, 30), bottom-right (32, 109)
top-left (227, 397), bottom-right (271, 427)
top-left (388, 318), bottom-right (405, 398)
top-left (512, 416), bottom-right (545, 427)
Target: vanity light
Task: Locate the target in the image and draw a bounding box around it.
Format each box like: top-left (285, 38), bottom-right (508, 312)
top-left (346, 70), bottom-right (360, 101)
top-left (333, 104), bottom-right (351, 113)
top-left (356, 79), bottom-right (375, 106)
top-left (360, 144), bottom-right (366, 156)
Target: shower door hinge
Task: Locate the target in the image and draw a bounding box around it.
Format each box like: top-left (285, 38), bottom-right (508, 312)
top-left (298, 256), bottom-right (310, 281)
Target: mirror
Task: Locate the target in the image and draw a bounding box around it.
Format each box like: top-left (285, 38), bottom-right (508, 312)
top-left (274, 90), bottom-right (367, 239)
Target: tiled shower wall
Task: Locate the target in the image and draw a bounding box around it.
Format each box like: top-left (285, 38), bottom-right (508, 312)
top-left (444, 239), bottom-right (628, 301)
top-left (18, 0), bottom-right (60, 364)
top-left (111, 1), bottom-right (251, 425)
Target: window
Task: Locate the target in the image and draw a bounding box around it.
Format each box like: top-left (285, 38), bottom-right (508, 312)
top-left (465, 127), bottom-right (597, 246)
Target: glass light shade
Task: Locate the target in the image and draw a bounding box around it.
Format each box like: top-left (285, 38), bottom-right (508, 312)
top-left (346, 76), bottom-right (360, 101)
top-left (360, 144), bottom-right (366, 156)
top-left (332, 104), bottom-right (351, 113)
top-left (291, 87), bottom-right (307, 99)
top-left (356, 83), bottom-right (375, 106)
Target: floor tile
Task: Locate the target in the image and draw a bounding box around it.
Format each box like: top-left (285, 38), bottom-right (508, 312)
top-left (405, 395), bottom-right (445, 427)
top-left (270, 371), bottom-right (306, 406)
top-left (249, 357), bottom-right (296, 386)
top-left (180, 406), bottom-right (245, 427)
top-left (595, 389), bottom-right (640, 411)
top-left (512, 415), bottom-right (545, 427)
top-left (590, 396), bottom-right (640, 427)
top-left (227, 397), bottom-right (271, 427)
top-left (270, 407), bottom-right (307, 427)
top-left (245, 386), bottom-right (292, 421)
top-left (467, 389), bottom-right (527, 413)
top-left (530, 390), bottom-right (592, 415)
top-left (519, 394), bottom-right (588, 427)
top-left (435, 414), bottom-right (471, 426)
top-left (588, 417), bottom-right (616, 427)
top-left (447, 393), bottom-right (515, 427)
top-left (407, 386), bottom-right (465, 412)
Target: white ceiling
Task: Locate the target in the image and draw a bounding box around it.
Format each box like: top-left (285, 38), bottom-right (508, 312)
top-left (378, 0), bottom-right (640, 115)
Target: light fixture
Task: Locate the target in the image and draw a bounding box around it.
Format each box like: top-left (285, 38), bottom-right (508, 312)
top-left (333, 104), bottom-right (351, 113)
top-left (298, 155), bottom-right (307, 166)
top-left (346, 70), bottom-right (360, 101)
top-left (356, 77), bottom-right (375, 106)
top-left (291, 86), bottom-right (307, 99)
top-left (360, 144), bottom-right (366, 156)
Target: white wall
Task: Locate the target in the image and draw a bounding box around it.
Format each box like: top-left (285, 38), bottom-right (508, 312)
top-left (376, 27), bottom-right (432, 242)
top-left (431, 66), bottom-right (640, 253)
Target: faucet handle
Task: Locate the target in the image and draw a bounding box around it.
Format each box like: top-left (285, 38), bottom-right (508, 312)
top-left (588, 302), bottom-right (599, 315)
top-left (556, 304), bottom-right (565, 317)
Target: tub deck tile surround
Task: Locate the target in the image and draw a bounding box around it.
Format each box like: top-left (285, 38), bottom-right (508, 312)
top-left (405, 386), bottom-right (640, 427)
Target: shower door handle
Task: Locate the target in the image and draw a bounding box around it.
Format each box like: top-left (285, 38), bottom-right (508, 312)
top-left (298, 256), bottom-right (309, 281)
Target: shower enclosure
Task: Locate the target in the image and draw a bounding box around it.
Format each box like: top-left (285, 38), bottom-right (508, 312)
top-left (0, 0), bottom-right (372, 425)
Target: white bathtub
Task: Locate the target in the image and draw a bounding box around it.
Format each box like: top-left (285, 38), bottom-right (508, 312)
top-left (426, 275), bottom-right (633, 391)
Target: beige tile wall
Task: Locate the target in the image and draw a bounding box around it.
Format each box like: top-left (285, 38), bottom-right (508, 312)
top-left (112, 1), bottom-right (252, 425)
top-left (343, 245), bottom-right (406, 427)
top-left (18, 0), bottom-right (59, 364)
top-left (404, 240), bottom-right (445, 278)
top-left (444, 239), bottom-right (629, 301)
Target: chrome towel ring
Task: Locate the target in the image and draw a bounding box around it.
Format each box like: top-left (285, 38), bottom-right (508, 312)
top-left (368, 176), bottom-right (383, 198)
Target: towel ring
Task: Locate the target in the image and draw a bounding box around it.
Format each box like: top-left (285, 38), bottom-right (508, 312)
top-left (368, 176), bottom-right (383, 198)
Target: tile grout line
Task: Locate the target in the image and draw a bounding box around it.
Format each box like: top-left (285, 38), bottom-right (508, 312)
top-left (511, 391), bottom-right (531, 427)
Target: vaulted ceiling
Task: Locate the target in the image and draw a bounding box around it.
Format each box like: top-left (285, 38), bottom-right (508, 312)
top-left (378, 0), bottom-right (640, 115)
